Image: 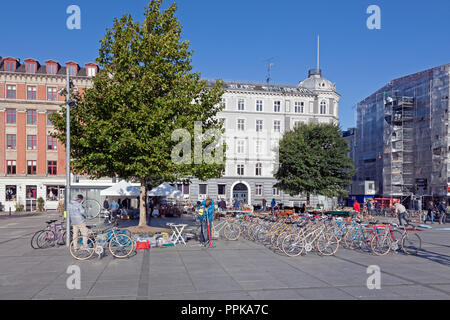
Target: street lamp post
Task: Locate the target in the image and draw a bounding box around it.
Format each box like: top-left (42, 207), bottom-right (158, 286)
top-left (65, 69), bottom-right (71, 247)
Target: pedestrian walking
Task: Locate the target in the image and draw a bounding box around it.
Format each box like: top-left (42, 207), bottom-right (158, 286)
top-left (438, 200), bottom-right (447, 225)
top-left (375, 201), bottom-right (380, 216)
top-left (394, 202), bottom-right (409, 226)
top-left (68, 194), bottom-right (89, 250)
top-left (425, 201), bottom-right (435, 224)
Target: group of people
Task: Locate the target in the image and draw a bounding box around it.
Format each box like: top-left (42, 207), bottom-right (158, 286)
top-left (352, 198), bottom-right (448, 226)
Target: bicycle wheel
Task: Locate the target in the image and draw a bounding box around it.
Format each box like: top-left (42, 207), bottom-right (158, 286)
top-left (401, 232), bottom-right (422, 255)
top-left (109, 234), bottom-right (134, 258)
top-left (36, 230), bottom-right (56, 248)
top-left (83, 199), bottom-right (101, 219)
top-left (344, 228), bottom-right (360, 250)
top-left (69, 237), bottom-right (96, 260)
top-left (57, 230), bottom-right (73, 246)
top-left (370, 234), bottom-right (391, 256)
top-left (31, 230), bottom-right (44, 249)
top-left (281, 234), bottom-right (305, 257)
top-left (316, 232), bottom-right (339, 256)
top-left (223, 223), bottom-right (241, 241)
top-left (389, 230), bottom-right (403, 252)
top-left (276, 231), bottom-right (290, 251)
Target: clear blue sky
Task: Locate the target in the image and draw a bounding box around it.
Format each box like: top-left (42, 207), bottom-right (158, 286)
top-left (1, 0), bottom-right (449, 130)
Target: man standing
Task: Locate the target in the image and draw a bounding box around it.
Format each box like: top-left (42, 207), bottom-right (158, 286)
top-left (200, 197), bottom-right (215, 247)
top-left (262, 198), bottom-right (267, 212)
top-left (68, 194), bottom-right (89, 249)
top-left (109, 199), bottom-right (120, 225)
top-left (271, 198), bottom-right (276, 214)
top-left (438, 200), bottom-right (447, 225)
top-left (425, 201), bottom-right (435, 224)
top-left (103, 196), bottom-right (110, 210)
top-left (218, 198), bottom-right (227, 213)
top-left (394, 202), bottom-right (408, 226)
top-left (353, 200), bottom-right (361, 214)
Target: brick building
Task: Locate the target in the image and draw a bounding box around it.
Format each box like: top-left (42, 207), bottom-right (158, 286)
top-left (0, 56), bottom-right (98, 211)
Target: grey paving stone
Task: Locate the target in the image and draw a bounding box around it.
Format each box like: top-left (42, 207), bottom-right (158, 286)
top-left (296, 287), bottom-right (357, 300)
top-left (247, 289), bottom-right (304, 300)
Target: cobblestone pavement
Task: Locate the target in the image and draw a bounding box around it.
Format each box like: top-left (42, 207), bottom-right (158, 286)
top-left (1, 212), bottom-right (450, 300)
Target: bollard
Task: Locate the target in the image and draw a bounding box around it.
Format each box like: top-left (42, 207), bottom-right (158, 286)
top-left (9, 207), bottom-right (11, 216)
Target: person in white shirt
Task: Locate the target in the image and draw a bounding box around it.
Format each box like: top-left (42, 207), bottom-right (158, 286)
top-left (394, 202), bottom-right (409, 226)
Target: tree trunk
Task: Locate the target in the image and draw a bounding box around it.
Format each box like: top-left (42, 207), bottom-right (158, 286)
top-left (138, 179), bottom-right (148, 227)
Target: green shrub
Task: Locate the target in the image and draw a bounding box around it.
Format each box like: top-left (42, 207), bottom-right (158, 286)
top-left (15, 203), bottom-right (24, 212)
top-left (37, 197), bottom-right (45, 212)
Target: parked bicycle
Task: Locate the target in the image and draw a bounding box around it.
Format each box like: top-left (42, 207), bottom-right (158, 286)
top-left (69, 226), bottom-right (135, 260)
top-left (30, 219), bottom-right (72, 249)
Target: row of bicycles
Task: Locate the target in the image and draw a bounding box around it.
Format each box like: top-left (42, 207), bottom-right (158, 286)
top-left (231, 213), bottom-right (422, 257)
top-left (30, 219), bottom-right (136, 261)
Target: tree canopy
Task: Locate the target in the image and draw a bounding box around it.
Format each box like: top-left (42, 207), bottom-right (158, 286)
top-left (274, 123), bottom-right (356, 200)
top-left (52, 0), bottom-right (225, 227)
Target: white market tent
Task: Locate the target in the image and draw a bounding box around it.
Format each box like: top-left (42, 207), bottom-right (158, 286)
top-left (100, 180), bottom-right (141, 197)
top-left (147, 182), bottom-right (182, 198)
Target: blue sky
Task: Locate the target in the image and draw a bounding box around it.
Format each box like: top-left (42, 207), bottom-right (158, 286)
top-left (1, 0), bottom-right (449, 130)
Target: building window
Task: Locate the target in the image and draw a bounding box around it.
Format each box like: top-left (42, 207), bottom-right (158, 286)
top-left (87, 67), bottom-right (96, 77)
top-left (238, 98), bottom-right (245, 111)
top-left (47, 136), bottom-right (58, 150)
top-left (48, 161), bottom-right (57, 175)
top-left (255, 163), bottom-right (262, 176)
top-left (295, 101), bottom-right (304, 113)
top-left (5, 185), bottom-right (17, 201)
top-left (320, 101), bottom-right (327, 114)
top-left (46, 186), bottom-right (63, 201)
top-left (273, 120), bottom-right (281, 132)
top-left (47, 64), bottom-right (57, 75)
top-left (237, 119), bottom-right (245, 131)
top-left (237, 140), bottom-right (245, 154)
top-left (7, 161), bottom-right (16, 175)
top-left (274, 101), bottom-right (281, 112)
top-left (5, 61), bottom-right (15, 72)
top-left (27, 86), bottom-right (37, 100)
top-left (256, 120), bottom-right (263, 132)
top-left (47, 111), bottom-right (56, 125)
top-left (27, 160), bottom-right (37, 175)
top-left (218, 184), bottom-right (226, 196)
top-left (237, 164), bottom-right (244, 176)
top-left (256, 100), bottom-right (263, 112)
top-left (256, 140), bottom-right (263, 154)
top-left (68, 65), bottom-right (77, 76)
top-left (7, 85), bottom-right (16, 99)
top-left (47, 87), bottom-right (57, 101)
top-left (26, 63), bottom-right (36, 74)
top-left (6, 109), bottom-right (16, 124)
top-left (27, 135), bottom-right (37, 150)
top-left (7, 134), bottom-right (16, 149)
top-left (27, 110), bottom-right (37, 125)
top-left (273, 186), bottom-right (280, 196)
top-left (255, 184), bottom-right (263, 196)
top-left (199, 184), bottom-right (207, 195)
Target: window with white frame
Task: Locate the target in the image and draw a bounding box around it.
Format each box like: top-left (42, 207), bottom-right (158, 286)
top-left (256, 140), bottom-right (263, 154)
top-left (237, 119), bottom-right (245, 131)
top-left (256, 120), bottom-right (263, 132)
top-left (274, 101), bottom-right (281, 112)
top-left (255, 184), bottom-right (263, 196)
top-left (273, 120), bottom-right (281, 132)
top-left (87, 67), bottom-right (97, 77)
top-left (237, 164), bottom-right (244, 176)
top-left (256, 100), bottom-right (263, 112)
top-left (255, 163), bottom-right (262, 176)
top-left (295, 101), bottom-right (304, 113)
top-left (320, 101), bottom-right (327, 114)
top-left (237, 140), bottom-right (245, 154)
top-left (273, 186), bottom-right (280, 196)
top-left (238, 98), bottom-right (245, 111)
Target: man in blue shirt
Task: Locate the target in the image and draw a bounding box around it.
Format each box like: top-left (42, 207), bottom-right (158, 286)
top-left (199, 197), bottom-right (215, 246)
top-left (109, 199), bottom-right (120, 225)
top-left (68, 194), bottom-right (88, 250)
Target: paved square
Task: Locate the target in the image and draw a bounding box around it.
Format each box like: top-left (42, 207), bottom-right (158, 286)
top-left (1, 212), bottom-right (450, 300)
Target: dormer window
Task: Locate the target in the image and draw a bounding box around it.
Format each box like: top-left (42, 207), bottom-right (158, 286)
top-left (25, 59), bottom-right (38, 74)
top-left (46, 60), bottom-right (58, 75)
top-left (66, 63), bottom-right (78, 76)
top-left (5, 61), bottom-right (15, 72)
top-left (85, 63), bottom-right (98, 77)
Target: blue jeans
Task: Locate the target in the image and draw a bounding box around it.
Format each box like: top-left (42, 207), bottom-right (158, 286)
top-left (200, 219), bottom-right (212, 244)
top-left (425, 212), bottom-right (434, 224)
top-left (398, 212), bottom-right (409, 226)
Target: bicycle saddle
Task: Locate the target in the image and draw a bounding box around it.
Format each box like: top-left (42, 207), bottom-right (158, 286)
top-left (45, 220), bottom-right (58, 224)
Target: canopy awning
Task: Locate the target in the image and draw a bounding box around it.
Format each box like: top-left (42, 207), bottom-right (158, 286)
top-left (147, 182), bottom-right (182, 198)
top-left (100, 180), bottom-right (140, 197)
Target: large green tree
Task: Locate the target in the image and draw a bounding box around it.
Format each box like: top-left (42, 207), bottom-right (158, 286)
top-left (52, 0), bottom-right (225, 228)
top-left (274, 123), bottom-right (356, 202)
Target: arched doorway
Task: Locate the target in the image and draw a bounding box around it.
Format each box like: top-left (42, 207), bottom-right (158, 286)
top-left (232, 183), bottom-right (249, 205)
